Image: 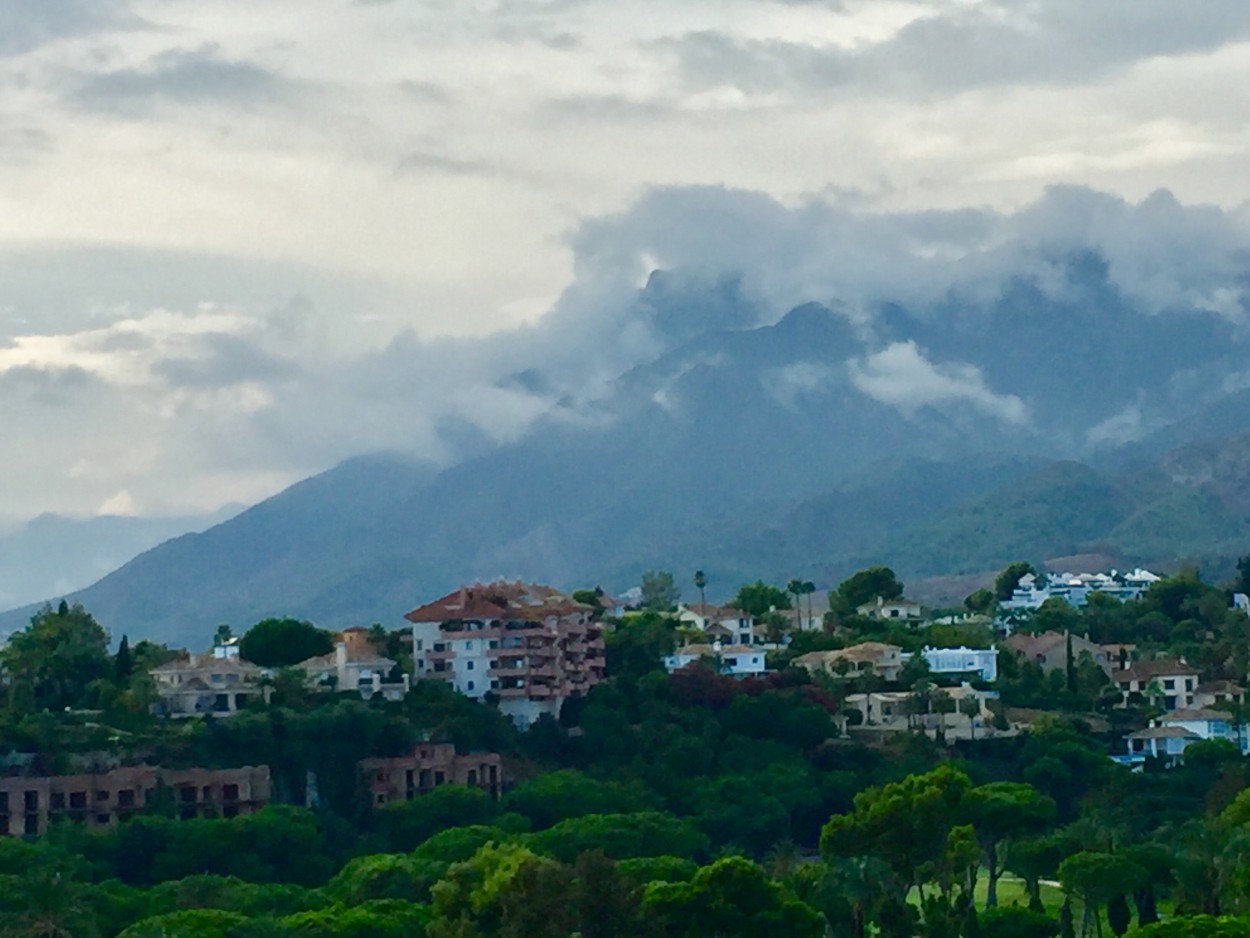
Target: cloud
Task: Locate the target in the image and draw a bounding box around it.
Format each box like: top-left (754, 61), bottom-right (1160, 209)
top-left (69, 45), bottom-right (291, 114)
top-left (848, 341), bottom-right (1027, 424)
top-left (762, 361), bottom-right (838, 409)
top-left (0, 0), bottom-right (141, 56)
top-left (657, 1), bottom-right (1250, 97)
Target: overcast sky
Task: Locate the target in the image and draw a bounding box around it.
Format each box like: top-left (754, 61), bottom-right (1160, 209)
top-left (3, 0), bottom-right (1250, 524)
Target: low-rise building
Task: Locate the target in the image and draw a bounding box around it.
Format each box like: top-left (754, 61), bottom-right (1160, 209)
top-left (1114, 659), bottom-right (1201, 709)
top-left (1193, 681), bottom-right (1246, 711)
top-left (664, 643), bottom-right (765, 677)
top-left (406, 581), bottom-right (606, 728)
top-left (1002, 569), bottom-right (1160, 611)
top-left (360, 743), bottom-right (502, 807)
top-left (856, 596), bottom-right (924, 622)
top-left (297, 628), bottom-right (410, 701)
top-left (792, 642), bottom-right (904, 682)
top-left (149, 640), bottom-right (271, 717)
top-left (677, 604), bottom-right (756, 646)
top-left (1002, 630), bottom-right (1111, 675)
top-left (1117, 708), bottom-right (1249, 766)
top-left (845, 683), bottom-right (999, 739)
top-left (0, 765), bottom-right (270, 837)
top-left (914, 645), bottom-right (998, 682)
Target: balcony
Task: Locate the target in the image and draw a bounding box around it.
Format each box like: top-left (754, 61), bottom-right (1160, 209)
top-left (426, 647), bottom-right (456, 661)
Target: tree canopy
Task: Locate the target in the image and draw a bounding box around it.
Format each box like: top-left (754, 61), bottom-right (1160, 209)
top-left (238, 618), bottom-right (335, 667)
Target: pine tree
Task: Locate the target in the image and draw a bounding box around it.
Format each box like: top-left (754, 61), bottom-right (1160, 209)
top-left (114, 634), bottom-right (133, 684)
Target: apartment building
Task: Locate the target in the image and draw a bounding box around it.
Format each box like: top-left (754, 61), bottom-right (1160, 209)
top-left (0, 764), bottom-right (270, 837)
top-left (1001, 569), bottom-right (1160, 611)
top-left (405, 581), bottom-right (606, 727)
top-left (360, 742), bottom-right (503, 807)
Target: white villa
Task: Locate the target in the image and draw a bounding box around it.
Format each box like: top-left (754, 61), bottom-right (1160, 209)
top-left (1002, 569), bottom-right (1160, 611)
top-left (664, 642), bottom-right (765, 677)
top-left (912, 645), bottom-right (999, 683)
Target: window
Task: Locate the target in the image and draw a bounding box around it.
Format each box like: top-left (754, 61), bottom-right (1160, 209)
top-left (1163, 679), bottom-right (1175, 690)
top-left (416, 639), bottom-right (424, 651)
top-left (466, 661), bottom-right (474, 670)
top-left (467, 681), bottom-right (475, 691)
top-left (465, 641), bottom-right (473, 651)
top-left (96, 790), bottom-right (109, 801)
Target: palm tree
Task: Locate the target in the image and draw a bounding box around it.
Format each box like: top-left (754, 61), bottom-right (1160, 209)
top-left (803, 581), bottom-right (816, 628)
top-left (694, 569), bottom-right (707, 611)
top-left (787, 579), bottom-right (805, 631)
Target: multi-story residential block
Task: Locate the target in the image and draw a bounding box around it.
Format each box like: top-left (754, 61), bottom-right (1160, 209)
top-left (1001, 569), bottom-right (1160, 611)
top-left (0, 765), bottom-right (270, 837)
top-left (149, 640), bottom-right (271, 717)
top-left (297, 627), bottom-right (409, 701)
top-left (793, 642), bottom-right (905, 682)
top-left (1114, 659), bottom-right (1200, 709)
top-left (663, 643), bottom-right (765, 677)
top-left (360, 743), bottom-right (503, 807)
top-left (405, 581), bottom-right (606, 728)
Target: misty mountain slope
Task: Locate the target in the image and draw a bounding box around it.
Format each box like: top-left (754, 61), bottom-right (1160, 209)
top-left (0, 508), bottom-right (240, 611)
top-left (6, 261), bottom-right (1250, 647)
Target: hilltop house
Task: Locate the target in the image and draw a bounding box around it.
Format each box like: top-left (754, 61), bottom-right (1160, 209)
top-left (1002, 569), bottom-right (1160, 611)
top-left (296, 627), bottom-right (409, 701)
top-left (914, 645), bottom-right (998, 683)
top-left (677, 604), bottom-right (756, 646)
top-left (856, 596), bottom-right (924, 623)
top-left (1002, 630), bottom-right (1112, 675)
top-left (793, 642), bottom-right (904, 682)
top-left (664, 643), bottom-right (765, 677)
top-left (1114, 659), bottom-right (1200, 709)
top-left (845, 683), bottom-right (999, 739)
top-left (405, 581), bottom-right (605, 728)
top-left (149, 640), bottom-right (271, 718)
top-left (1119, 708), bottom-right (1249, 766)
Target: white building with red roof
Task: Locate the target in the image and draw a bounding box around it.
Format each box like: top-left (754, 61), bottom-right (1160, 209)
top-left (404, 581), bottom-right (605, 727)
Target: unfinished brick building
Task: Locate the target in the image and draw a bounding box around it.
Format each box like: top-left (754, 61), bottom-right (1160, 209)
top-left (0, 764), bottom-right (271, 837)
top-left (360, 742), bottom-right (502, 807)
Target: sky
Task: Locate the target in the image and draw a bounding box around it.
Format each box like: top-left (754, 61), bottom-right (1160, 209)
top-left (3, 0), bottom-right (1250, 524)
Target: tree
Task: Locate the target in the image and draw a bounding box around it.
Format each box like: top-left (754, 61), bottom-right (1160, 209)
top-left (965, 782), bottom-right (1057, 908)
top-left (1236, 554), bottom-right (1250, 596)
top-left (836, 566), bottom-right (904, 613)
top-left (996, 562), bottom-right (1036, 602)
top-left (238, 618), bottom-right (334, 668)
top-left (694, 570), bottom-right (708, 609)
top-left (965, 588), bottom-right (996, 616)
top-left (642, 856), bottom-right (824, 938)
top-left (640, 571), bottom-right (680, 612)
top-left (959, 696), bottom-right (982, 739)
top-left (788, 579), bottom-right (807, 630)
top-left (1, 602), bottom-right (111, 712)
top-left (735, 580), bottom-right (791, 617)
top-left (1058, 851), bottom-right (1146, 938)
top-left (213, 624), bottom-right (233, 646)
top-left (114, 634), bottom-right (134, 685)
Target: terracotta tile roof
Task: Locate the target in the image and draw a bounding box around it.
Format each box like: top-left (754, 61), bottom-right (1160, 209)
top-left (1127, 726), bottom-right (1201, 740)
top-left (1115, 659), bottom-right (1200, 683)
top-left (405, 580), bottom-right (590, 623)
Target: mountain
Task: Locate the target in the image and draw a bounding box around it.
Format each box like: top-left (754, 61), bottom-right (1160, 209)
top-left (0, 507), bottom-right (240, 612)
top-left (4, 263), bottom-right (1250, 648)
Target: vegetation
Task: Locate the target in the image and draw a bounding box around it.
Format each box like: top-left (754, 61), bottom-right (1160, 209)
top-left (3, 556), bottom-right (1250, 935)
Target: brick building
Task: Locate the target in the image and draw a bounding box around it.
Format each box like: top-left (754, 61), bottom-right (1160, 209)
top-left (405, 581), bottom-right (606, 727)
top-left (0, 764), bottom-right (271, 837)
top-left (360, 742), bottom-right (503, 807)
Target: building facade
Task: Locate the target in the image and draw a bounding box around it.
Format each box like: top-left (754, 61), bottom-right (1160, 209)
top-left (360, 743), bottom-right (503, 807)
top-left (793, 642), bottom-right (905, 682)
top-left (0, 764), bottom-right (270, 837)
top-left (1114, 659), bottom-right (1200, 709)
top-left (677, 604), bottom-right (756, 645)
top-left (406, 581), bottom-right (606, 727)
top-left (914, 645), bottom-right (999, 682)
top-left (297, 628), bottom-right (410, 701)
top-left (663, 643), bottom-right (765, 677)
top-left (149, 642), bottom-right (271, 717)
top-left (856, 597), bottom-right (924, 622)
top-left (1002, 569), bottom-right (1160, 611)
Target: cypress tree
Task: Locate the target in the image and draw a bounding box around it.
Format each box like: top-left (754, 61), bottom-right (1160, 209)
top-left (115, 634), bottom-right (133, 684)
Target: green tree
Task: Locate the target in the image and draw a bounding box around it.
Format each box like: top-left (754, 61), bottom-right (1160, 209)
top-left (1058, 851), bottom-right (1145, 938)
top-left (238, 618), bottom-right (334, 668)
top-left (735, 581), bottom-right (791, 618)
top-left (114, 634), bottom-right (134, 685)
top-left (1, 602), bottom-right (111, 712)
top-left (965, 589), bottom-right (996, 616)
top-left (694, 570), bottom-right (708, 609)
top-left (640, 571), bottom-right (680, 612)
top-left (996, 562), bottom-right (1036, 602)
top-left (642, 856), bottom-right (824, 938)
top-left (965, 782), bottom-right (1057, 908)
top-left (836, 566), bottom-right (904, 613)
top-left (1236, 554), bottom-right (1250, 596)
top-left (502, 771), bottom-right (656, 830)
